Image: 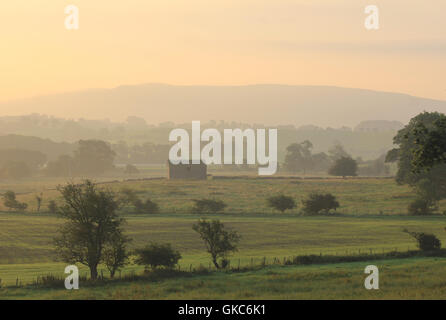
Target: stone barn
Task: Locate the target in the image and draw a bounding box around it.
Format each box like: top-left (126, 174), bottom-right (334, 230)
top-left (168, 160), bottom-right (207, 180)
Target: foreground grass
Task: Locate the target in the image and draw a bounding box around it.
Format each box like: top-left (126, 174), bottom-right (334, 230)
top-left (2, 257), bottom-right (446, 299)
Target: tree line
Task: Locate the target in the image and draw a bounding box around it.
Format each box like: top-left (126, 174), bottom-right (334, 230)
top-left (282, 140), bottom-right (389, 177)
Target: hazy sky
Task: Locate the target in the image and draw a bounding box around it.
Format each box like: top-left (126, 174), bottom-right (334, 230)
top-left (1, 0), bottom-right (446, 103)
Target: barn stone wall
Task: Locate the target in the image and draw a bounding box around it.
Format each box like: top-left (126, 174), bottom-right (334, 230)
top-left (168, 161), bottom-right (207, 180)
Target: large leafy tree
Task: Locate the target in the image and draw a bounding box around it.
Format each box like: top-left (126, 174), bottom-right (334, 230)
top-left (328, 144), bottom-right (350, 161)
top-left (54, 180), bottom-right (126, 279)
top-left (45, 140), bottom-right (116, 177)
top-left (386, 112), bottom-right (446, 201)
top-left (411, 115), bottom-right (446, 170)
top-left (328, 156), bottom-right (357, 177)
top-left (74, 140), bottom-right (116, 175)
top-left (284, 140), bottom-right (314, 174)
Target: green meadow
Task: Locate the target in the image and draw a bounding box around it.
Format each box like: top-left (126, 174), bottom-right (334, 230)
top-left (1, 177), bottom-right (446, 298)
top-left (2, 258), bottom-right (446, 299)
top-left (5, 176), bottom-right (446, 215)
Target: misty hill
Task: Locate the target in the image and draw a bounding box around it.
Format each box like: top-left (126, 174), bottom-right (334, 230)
top-left (0, 135), bottom-right (74, 160)
top-left (2, 84), bottom-right (446, 127)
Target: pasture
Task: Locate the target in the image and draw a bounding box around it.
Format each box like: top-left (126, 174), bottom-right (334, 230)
top-left (2, 257), bottom-right (446, 299)
top-left (4, 176), bottom-right (446, 215)
top-left (1, 177), bottom-right (446, 298)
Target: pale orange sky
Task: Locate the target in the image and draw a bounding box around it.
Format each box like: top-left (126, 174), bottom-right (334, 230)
top-left (1, 0), bottom-right (446, 103)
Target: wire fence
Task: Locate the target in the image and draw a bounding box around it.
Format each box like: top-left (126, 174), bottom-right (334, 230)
top-left (3, 246), bottom-right (429, 288)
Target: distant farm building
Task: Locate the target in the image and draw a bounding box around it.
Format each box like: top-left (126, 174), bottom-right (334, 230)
top-left (168, 160), bottom-right (207, 180)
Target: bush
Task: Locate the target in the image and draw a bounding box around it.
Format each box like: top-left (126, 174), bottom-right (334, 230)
top-left (47, 200), bottom-right (58, 214)
top-left (407, 198), bottom-right (437, 215)
top-left (2, 191), bottom-right (28, 211)
top-left (135, 243), bottom-right (181, 270)
top-left (404, 229), bottom-right (441, 251)
top-left (124, 164), bottom-right (139, 174)
top-left (302, 192), bottom-right (340, 215)
top-left (328, 157), bottom-right (358, 177)
top-left (118, 188), bottom-right (139, 206)
top-left (133, 198), bottom-right (159, 214)
top-left (192, 199), bottom-right (227, 214)
top-left (267, 195), bottom-right (296, 213)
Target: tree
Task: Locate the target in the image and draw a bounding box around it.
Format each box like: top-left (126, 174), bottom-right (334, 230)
top-left (118, 188), bottom-right (159, 214)
top-left (266, 195), bottom-right (296, 213)
top-left (403, 229), bottom-right (441, 251)
top-left (386, 112), bottom-right (446, 204)
top-left (192, 219), bottom-right (240, 269)
top-left (74, 140), bottom-right (116, 175)
top-left (53, 180), bottom-right (126, 280)
top-left (192, 199), bottom-right (227, 214)
top-left (0, 149), bottom-right (46, 171)
top-left (45, 155), bottom-right (75, 177)
top-left (407, 197), bottom-right (437, 216)
top-left (311, 152), bottom-right (332, 172)
top-left (284, 141), bottom-right (314, 174)
top-left (124, 164), bottom-right (140, 175)
top-left (103, 231), bottom-right (131, 278)
top-left (2, 191), bottom-right (27, 211)
top-left (135, 243), bottom-right (181, 271)
top-left (133, 198), bottom-right (159, 214)
top-left (358, 154), bottom-right (390, 176)
top-left (302, 192), bottom-right (340, 215)
top-left (48, 200), bottom-right (58, 214)
top-left (0, 161), bottom-right (32, 179)
top-left (35, 193), bottom-right (43, 212)
top-left (411, 115), bottom-right (446, 170)
top-left (328, 156), bottom-right (357, 177)
top-left (328, 144), bottom-right (350, 161)
top-left (118, 188), bottom-right (139, 207)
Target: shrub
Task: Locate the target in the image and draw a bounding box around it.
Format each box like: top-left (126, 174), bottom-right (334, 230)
top-left (404, 229), bottom-right (441, 251)
top-left (2, 191), bottom-right (28, 211)
top-left (118, 188), bottom-right (139, 206)
top-left (266, 195), bottom-right (296, 213)
top-left (192, 199), bottom-right (227, 214)
top-left (328, 156), bottom-right (358, 177)
top-left (302, 192), bottom-right (340, 215)
top-left (47, 200), bottom-right (58, 214)
top-left (133, 198), bottom-right (159, 214)
top-left (124, 164), bottom-right (139, 174)
top-left (135, 243), bottom-right (181, 270)
top-left (407, 198), bottom-right (437, 216)
top-left (34, 275), bottom-right (64, 288)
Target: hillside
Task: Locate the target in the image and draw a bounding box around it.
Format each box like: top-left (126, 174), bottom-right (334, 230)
top-left (2, 84), bottom-right (446, 127)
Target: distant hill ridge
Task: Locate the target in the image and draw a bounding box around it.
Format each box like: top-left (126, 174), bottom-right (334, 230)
top-left (1, 84), bottom-right (446, 127)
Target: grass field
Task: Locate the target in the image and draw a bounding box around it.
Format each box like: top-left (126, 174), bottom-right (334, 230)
top-left (1, 212), bottom-right (446, 286)
top-left (6, 176), bottom-right (446, 215)
top-left (2, 257), bottom-right (446, 299)
top-left (1, 177), bottom-right (446, 298)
